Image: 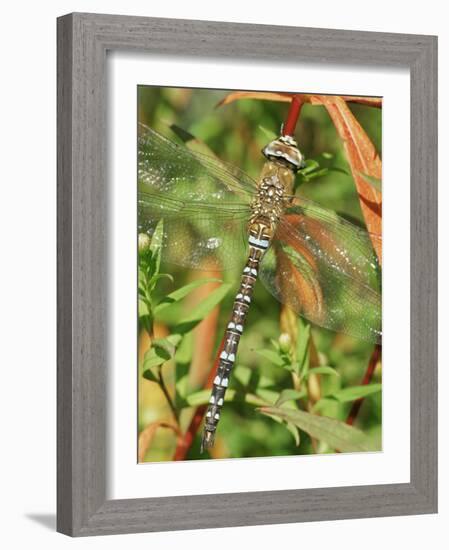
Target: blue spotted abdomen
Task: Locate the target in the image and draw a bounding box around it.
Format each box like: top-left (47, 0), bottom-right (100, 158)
top-left (201, 223), bottom-right (272, 450)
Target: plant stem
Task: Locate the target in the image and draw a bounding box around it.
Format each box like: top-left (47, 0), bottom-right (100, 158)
top-left (138, 421), bottom-right (183, 462)
top-left (346, 344), bottom-right (381, 425)
top-left (282, 96), bottom-right (304, 136)
top-left (158, 368), bottom-right (179, 423)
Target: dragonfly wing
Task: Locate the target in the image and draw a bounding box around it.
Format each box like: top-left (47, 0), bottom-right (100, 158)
top-left (138, 123), bottom-right (257, 197)
top-left (138, 192), bottom-right (250, 270)
top-left (138, 125), bottom-right (255, 269)
top-left (138, 125), bottom-right (254, 270)
top-left (259, 196), bottom-right (382, 343)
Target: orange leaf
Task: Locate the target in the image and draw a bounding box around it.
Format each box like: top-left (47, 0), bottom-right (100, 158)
top-left (217, 91), bottom-right (381, 108)
top-left (217, 91), bottom-right (292, 107)
top-left (311, 95), bottom-right (382, 261)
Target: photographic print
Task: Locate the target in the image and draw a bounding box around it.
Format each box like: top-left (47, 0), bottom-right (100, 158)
top-left (137, 86), bottom-right (382, 462)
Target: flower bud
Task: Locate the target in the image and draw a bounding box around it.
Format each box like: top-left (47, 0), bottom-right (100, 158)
top-left (138, 232), bottom-right (151, 255)
top-left (278, 333), bottom-right (292, 353)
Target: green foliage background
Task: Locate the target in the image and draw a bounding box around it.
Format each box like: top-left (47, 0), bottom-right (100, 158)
top-left (138, 86), bottom-right (382, 461)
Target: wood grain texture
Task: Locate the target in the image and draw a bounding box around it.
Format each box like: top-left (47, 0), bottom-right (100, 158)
top-left (57, 12), bottom-right (438, 536)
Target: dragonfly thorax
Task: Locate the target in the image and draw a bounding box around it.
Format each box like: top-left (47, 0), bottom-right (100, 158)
top-left (250, 161), bottom-right (294, 229)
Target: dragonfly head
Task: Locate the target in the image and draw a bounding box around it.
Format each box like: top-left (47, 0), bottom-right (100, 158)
top-left (262, 135), bottom-right (304, 172)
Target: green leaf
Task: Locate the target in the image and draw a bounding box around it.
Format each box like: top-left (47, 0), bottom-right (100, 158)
top-left (138, 296), bottom-right (150, 319)
top-left (259, 406), bottom-right (375, 452)
top-left (303, 168), bottom-right (329, 181)
top-left (174, 331), bottom-right (193, 365)
top-left (286, 422), bottom-right (301, 446)
top-left (256, 388), bottom-right (281, 404)
top-left (142, 368), bottom-right (160, 383)
top-left (148, 272), bottom-right (173, 292)
top-left (232, 364), bottom-right (253, 388)
top-left (154, 278), bottom-right (221, 315)
top-left (256, 349), bottom-right (284, 367)
top-left (185, 388), bottom-right (211, 407)
top-left (274, 389), bottom-right (306, 407)
top-left (329, 166), bottom-right (350, 176)
top-left (174, 283), bottom-right (231, 334)
top-left (296, 318), bottom-right (310, 377)
top-left (142, 334), bottom-right (183, 382)
top-left (258, 125), bottom-right (277, 141)
top-left (149, 220), bottom-right (164, 274)
top-left (299, 159), bottom-right (320, 175)
top-left (151, 335), bottom-right (182, 360)
top-left (305, 366), bottom-right (340, 378)
top-left (311, 398), bottom-right (339, 414)
top-left (327, 383), bottom-right (382, 403)
top-left (142, 351), bottom-right (165, 382)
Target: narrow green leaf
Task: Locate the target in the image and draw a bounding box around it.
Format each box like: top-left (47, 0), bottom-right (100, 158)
top-left (303, 168), bottom-right (328, 180)
top-left (185, 389), bottom-right (211, 407)
top-left (258, 125), bottom-right (277, 141)
top-left (256, 388), bottom-right (281, 404)
top-left (149, 220), bottom-right (164, 274)
top-left (175, 331), bottom-right (193, 365)
top-left (154, 278), bottom-right (221, 315)
top-left (327, 383), bottom-right (382, 403)
top-left (175, 362), bottom-right (192, 403)
top-left (148, 273), bottom-right (173, 291)
top-left (296, 318), bottom-right (310, 377)
top-left (259, 406), bottom-right (375, 452)
top-left (311, 398), bottom-right (338, 414)
top-left (138, 297), bottom-right (150, 319)
top-left (256, 349), bottom-right (284, 367)
top-left (143, 348), bottom-right (164, 367)
top-left (286, 422), bottom-right (301, 446)
top-left (306, 366), bottom-right (340, 378)
top-left (275, 389), bottom-right (306, 407)
top-left (142, 368), bottom-right (160, 383)
top-left (142, 350), bottom-right (165, 381)
top-left (233, 364), bottom-right (253, 387)
top-left (299, 159), bottom-right (320, 175)
top-left (142, 334), bottom-right (183, 382)
top-left (329, 166), bottom-right (350, 176)
top-left (174, 283), bottom-right (231, 334)
top-left (151, 335), bottom-right (182, 360)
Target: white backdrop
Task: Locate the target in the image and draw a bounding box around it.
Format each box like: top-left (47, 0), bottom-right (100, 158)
top-left (0, 1), bottom-right (444, 548)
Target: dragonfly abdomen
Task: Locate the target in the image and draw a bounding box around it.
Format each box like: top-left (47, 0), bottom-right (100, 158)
top-left (201, 222), bottom-right (273, 451)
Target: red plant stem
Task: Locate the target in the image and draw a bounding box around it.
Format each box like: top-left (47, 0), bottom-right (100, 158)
top-left (282, 96), bottom-right (304, 137)
top-left (173, 337), bottom-right (226, 460)
top-left (346, 344), bottom-right (382, 426)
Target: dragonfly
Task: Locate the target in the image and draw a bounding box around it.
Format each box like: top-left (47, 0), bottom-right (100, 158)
top-left (137, 122), bottom-right (382, 450)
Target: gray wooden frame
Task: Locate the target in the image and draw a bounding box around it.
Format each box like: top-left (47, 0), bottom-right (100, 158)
top-left (57, 12), bottom-right (438, 537)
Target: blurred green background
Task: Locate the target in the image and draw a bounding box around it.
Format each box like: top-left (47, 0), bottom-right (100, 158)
top-left (137, 86), bottom-right (382, 462)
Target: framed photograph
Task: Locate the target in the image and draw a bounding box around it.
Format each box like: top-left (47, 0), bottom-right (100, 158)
top-left (57, 13), bottom-right (437, 536)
